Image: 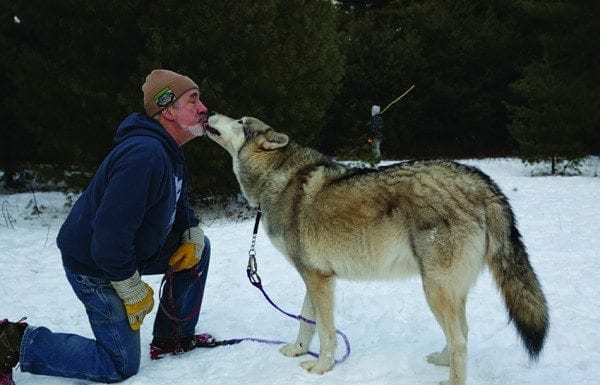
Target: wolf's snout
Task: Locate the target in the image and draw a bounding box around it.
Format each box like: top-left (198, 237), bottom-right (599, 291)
top-left (206, 113), bottom-right (221, 136)
top-left (205, 124), bottom-right (221, 136)
top-left (207, 127), bottom-right (220, 136)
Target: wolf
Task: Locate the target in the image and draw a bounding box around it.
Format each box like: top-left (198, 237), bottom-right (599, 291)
top-left (206, 113), bottom-right (549, 385)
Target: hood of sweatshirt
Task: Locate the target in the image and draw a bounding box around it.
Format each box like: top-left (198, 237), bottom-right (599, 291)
top-left (114, 112), bottom-right (183, 163)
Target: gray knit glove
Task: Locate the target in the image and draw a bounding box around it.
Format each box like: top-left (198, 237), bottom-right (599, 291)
top-left (111, 271), bottom-right (154, 331)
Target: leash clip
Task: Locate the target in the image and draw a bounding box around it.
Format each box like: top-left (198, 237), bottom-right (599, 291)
top-left (247, 232), bottom-right (261, 286)
top-left (246, 208), bottom-right (262, 286)
top-left (247, 246), bottom-right (261, 285)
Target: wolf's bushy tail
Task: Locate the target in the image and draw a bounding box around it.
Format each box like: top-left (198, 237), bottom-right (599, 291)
top-left (486, 201), bottom-right (549, 360)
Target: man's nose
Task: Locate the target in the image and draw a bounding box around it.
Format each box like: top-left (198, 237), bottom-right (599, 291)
top-left (197, 100), bottom-right (208, 113)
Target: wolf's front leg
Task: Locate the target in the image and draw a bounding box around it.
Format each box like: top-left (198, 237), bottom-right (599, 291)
top-left (298, 272), bottom-right (336, 374)
top-left (280, 292), bottom-right (315, 357)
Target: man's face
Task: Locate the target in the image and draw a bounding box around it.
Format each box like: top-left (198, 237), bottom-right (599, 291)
top-left (172, 88), bottom-right (208, 136)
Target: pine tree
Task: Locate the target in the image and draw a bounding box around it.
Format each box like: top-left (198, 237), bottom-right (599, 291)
top-left (1, 0), bottom-right (146, 190)
top-left (328, 0), bottom-right (529, 159)
top-left (138, 0), bottom-right (344, 197)
top-left (507, 0), bottom-right (600, 174)
top-left (0, 1), bottom-right (44, 189)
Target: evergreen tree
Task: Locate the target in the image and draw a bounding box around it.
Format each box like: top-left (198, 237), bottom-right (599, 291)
top-left (0, 3), bottom-right (29, 188)
top-left (507, 0), bottom-right (600, 174)
top-left (3, 0), bottom-right (597, 193)
top-left (1, 0), bottom-right (146, 190)
top-left (138, 0), bottom-right (344, 197)
top-left (329, 0), bottom-right (530, 160)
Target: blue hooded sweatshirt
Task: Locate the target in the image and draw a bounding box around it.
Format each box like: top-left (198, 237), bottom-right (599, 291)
top-left (58, 113), bottom-right (200, 281)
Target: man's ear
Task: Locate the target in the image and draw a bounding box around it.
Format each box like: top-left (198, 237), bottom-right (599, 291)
top-left (160, 107), bottom-right (176, 121)
top-left (261, 130), bottom-right (289, 150)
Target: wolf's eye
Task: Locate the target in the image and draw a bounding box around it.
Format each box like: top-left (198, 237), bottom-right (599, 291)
top-left (237, 119), bottom-right (243, 124)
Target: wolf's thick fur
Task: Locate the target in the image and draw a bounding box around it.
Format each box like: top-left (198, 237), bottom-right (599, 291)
top-left (206, 113), bottom-right (549, 385)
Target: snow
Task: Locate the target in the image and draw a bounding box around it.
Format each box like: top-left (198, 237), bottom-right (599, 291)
top-left (1, 157), bottom-right (599, 385)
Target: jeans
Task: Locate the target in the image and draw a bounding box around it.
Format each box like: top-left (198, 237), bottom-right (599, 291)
top-left (371, 138), bottom-right (382, 160)
top-left (19, 235), bottom-right (211, 383)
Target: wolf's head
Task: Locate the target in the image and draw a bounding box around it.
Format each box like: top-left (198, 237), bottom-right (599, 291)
top-left (206, 113), bottom-right (289, 158)
top-left (206, 113), bottom-right (292, 207)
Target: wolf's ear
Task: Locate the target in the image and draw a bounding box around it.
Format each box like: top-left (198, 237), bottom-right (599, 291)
top-left (261, 130), bottom-right (289, 150)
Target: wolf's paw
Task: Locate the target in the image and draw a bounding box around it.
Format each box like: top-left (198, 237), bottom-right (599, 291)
top-left (280, 343), bottom-right (308, 357)
top-left (300, 359), bottom-right (334, 374)
top-left (427, 349), bottom-right (450, 367)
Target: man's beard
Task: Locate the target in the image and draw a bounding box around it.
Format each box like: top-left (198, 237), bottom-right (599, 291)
top-left (183, 123), bottom-right (206, 137)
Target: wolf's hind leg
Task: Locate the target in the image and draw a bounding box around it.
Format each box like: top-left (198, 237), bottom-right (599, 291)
top-left (427, 345), bottom-right (450, 366)
top-left (423, 279), bottom-right (468, 385)
top-left (280, 292), bottom-right (315, 357)
top-left (427, 295), bottom-right (468, 367)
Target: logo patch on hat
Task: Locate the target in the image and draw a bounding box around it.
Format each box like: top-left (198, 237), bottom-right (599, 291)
top-left (154, 86), bottom-right (176, 108)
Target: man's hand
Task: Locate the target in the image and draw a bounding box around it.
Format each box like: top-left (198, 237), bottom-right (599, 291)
top-left (168, 226), bottom-right (205, 272)
top-left (111, 271), bottom-right (154, 331)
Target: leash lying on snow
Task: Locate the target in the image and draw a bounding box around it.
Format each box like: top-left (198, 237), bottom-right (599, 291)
top-left (157, 208), bottom-right (351, 363)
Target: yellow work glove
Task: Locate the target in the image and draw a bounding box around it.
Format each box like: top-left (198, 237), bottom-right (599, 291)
top-left (111, 271), bottom-right (154, 331)
top-left (168, 225), bottom-right (205, 272)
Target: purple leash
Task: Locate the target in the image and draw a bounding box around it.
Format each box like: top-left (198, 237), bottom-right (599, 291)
top-left (207, 209), bottom-right (351, 364)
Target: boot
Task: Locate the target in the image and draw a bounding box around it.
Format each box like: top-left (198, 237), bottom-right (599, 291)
top-left (0, 318), bottom-right (27, 385)
top-left (150, 333), bottom-right (215, 360)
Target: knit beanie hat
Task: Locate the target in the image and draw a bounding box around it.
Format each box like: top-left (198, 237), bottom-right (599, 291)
top-left (142, 69), bottom-right (198, 117)
top-left (371, 105), bottom-right (381, 116)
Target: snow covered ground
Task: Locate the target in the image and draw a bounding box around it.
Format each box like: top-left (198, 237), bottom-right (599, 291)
top-left (1, 157), bottom-right (599, 385)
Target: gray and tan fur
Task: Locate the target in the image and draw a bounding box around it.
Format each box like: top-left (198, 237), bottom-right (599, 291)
top-left (206, 113), bottom-right (549, 385)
